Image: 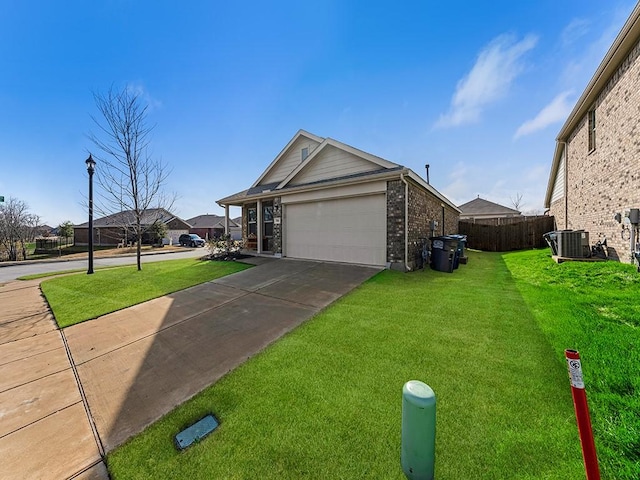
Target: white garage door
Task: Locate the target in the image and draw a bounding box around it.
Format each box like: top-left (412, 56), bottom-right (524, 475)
top-left (284, 194), bottom-right (386, 265)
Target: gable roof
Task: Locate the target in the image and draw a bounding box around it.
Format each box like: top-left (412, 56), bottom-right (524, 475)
top-left (458, 197), bottom-right (521, 216)
top-left (186, 214), bottom-right (239, 229)
top-left (545, 3), bottom-right (640, 208)
top-left (75, 208), bottom-right (188, 228)
top-left (217, 130), bottom-right (460, 212)
top-left (276, 137), bottom-right (400, 189)
top-left (251, 129), bottom-right (325, 188)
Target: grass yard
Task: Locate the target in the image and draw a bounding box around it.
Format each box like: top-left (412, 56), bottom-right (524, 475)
top-left (41, 258), bottom-right (251, 328)
top-left (503, 249), bottom-right (640, 479)
top-left (107, 251), bottom-right (597, 479)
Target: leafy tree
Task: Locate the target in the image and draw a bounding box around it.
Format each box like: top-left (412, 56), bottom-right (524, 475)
top-left (58, 220), bottom-right (74, 247)
top-left (88, 85), bottom-right (175, 270)
top-left (148, 220), bottom-right (168, 245)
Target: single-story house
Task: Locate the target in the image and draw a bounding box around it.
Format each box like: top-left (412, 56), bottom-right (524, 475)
top-left (544, 3), bottom-right (640, 263)
top-left (186, 214), bottom-right (241, 241)
top-left (74, 208), bottom-right (191, 246)
top-left (217, 130), bottom-right (460, 270)
top-left (458, 196), bottom-right (522, 225)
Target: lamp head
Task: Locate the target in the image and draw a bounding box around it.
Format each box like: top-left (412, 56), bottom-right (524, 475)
top-left (85, 154), bottom-right (96, 173)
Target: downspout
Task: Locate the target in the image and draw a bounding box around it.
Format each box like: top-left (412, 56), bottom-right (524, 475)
top-left (561, 141), bottom-right (569, 229)
top-left (400, 173), bottom-right (409, 271)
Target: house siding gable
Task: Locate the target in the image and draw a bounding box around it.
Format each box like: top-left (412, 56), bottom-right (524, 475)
top-left (259, 137), bottom-right (321, 185)
top-left (288, 145), bottom-right (384, 186)
top-left (550, 150), bottom-right (565, 204)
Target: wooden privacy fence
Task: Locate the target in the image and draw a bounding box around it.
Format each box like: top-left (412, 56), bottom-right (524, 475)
top-left (458, 216), bottom-right (555, 252)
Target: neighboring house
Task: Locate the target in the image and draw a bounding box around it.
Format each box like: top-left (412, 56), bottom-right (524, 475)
top-left (186, 214), bottom-right (241, 240)
top-left (74, 208), bottom-right (190, 246)
top-left (544, 4), bottom-right (640, 263)
top-left (458, 196), bottom-right (522, 225)
top-left (35, 225), bottom-right (55, 237)
top-left (217, 129), bottom-right (460, 270)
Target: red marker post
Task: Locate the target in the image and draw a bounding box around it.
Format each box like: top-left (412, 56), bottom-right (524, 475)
top-left (565, 349), bottom-right (600, 480)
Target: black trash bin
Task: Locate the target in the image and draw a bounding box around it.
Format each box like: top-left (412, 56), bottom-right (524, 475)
top-left (543, 231), bottom-right (558, 256)
top-left (430, 236), bottom-right (458, 273)
top-left (449, 234), bottom-right (468, 265)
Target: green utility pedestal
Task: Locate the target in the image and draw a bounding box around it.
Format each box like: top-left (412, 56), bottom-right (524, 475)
top-left (401, 380), bottom-right (436, 480)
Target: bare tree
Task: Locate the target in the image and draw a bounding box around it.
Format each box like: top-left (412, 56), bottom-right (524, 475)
top-left (88, 85), bottom-right (175, 270)
top-left (0, 197), bottom-right (40, 262)
top-left (510, 192), bottom-right (524, 212)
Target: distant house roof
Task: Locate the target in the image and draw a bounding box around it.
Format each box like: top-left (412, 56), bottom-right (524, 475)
top-left (186, 214), bottom-right (240, 229)
top-left (458, 197), bottom-right (521, 217)
top-left (75, 208), bottom-right (189, 228)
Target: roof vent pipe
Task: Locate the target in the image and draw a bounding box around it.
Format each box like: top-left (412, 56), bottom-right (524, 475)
top-left (425, 164), bottom-right (430, 184)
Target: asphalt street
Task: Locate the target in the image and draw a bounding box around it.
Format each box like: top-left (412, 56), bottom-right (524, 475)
top-left (0, 247), bottom-right (206, 283)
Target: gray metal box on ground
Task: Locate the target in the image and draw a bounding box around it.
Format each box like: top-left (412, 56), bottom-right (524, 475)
top-left (556, 230), bottom-right (587, 258)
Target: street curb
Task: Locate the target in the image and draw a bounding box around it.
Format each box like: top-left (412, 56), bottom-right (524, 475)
top-left (0, 248), bottom-right (200, 268)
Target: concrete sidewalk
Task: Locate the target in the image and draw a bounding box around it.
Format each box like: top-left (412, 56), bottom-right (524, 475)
top-left (0, 280), bottom-right (108, 480)
top-left (0, 258), bottom-right (381, 477)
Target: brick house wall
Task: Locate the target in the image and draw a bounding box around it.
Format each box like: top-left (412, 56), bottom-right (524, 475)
top-left (549, 36), bottom-right (640, 262)
top-left (387, 179), bottom-right (460, 270)
top-left (386, 180), bottom-right (405, 264)
top-left (74, 227), bottom-right (125, 246)
top-left (273, 196), bottom-right (282, 255)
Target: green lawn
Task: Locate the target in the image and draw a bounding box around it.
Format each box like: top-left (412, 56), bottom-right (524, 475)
top-left (503, 250), bottom-right (640, 479)
top-left (41, 259), bottom-right (251, 328)
top-left (106, 250), bottom-right (600, 479)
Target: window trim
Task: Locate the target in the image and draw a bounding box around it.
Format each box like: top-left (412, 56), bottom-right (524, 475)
top-left (247, 205), bottom-right (257, 236)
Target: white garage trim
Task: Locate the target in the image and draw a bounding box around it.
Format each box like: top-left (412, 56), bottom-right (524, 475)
top-left (281, 180), bottom-right (387, 205)
top-left (283, 194), bottom-right (386, 266)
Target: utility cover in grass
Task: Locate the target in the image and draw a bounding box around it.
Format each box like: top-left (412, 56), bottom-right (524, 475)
top-left (174, 414), bottom-right (219, 450)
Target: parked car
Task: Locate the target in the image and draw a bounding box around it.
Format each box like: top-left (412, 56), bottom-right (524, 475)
top-left (179, 233), bottom-right (206, 247)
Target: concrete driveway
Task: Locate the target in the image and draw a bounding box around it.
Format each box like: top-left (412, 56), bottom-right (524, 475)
top-left (63, 258), bottom-right (381, 454)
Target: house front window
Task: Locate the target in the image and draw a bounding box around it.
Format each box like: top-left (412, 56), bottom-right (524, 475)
top-left (248, 206), bottom-right (257, 236)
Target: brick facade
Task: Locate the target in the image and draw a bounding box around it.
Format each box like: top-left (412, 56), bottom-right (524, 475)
top-left (386, 180), bottom-right (405, 264)
top-left (549, 36), bottom-right (640, 262)
top-left (386, 179), bottom-right (461, 270)
top-left (273, 196), bottom-right (282, 255)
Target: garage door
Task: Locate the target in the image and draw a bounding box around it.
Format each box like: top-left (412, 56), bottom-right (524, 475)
top-left (284, 194), bottom-right (386, 265)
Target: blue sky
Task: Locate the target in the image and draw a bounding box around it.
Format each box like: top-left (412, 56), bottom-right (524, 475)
top-left (0, 0), bottom-right (637, 226)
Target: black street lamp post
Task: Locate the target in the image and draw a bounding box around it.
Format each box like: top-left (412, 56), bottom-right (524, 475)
top-left (86, 154), bottom-right (96, 274)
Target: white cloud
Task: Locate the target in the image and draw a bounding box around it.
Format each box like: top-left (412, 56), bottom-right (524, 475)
top-left (435, 33), bottom-right (538, 128)
top-left (441, 162), bottom-right (471, 205)
top-left (559, 5), bottom-right (634, 88)
top-left (514, 90), bottom-right (574, 139)
top-left (561, 18), bottom-right (591, 47)
top-left (126, 83), bottom-right (163, 111)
